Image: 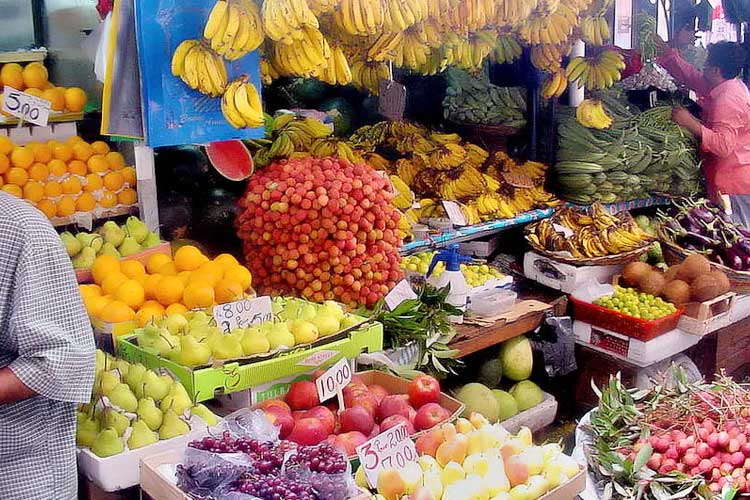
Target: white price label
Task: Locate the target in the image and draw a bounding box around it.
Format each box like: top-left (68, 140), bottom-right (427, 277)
top-left (213, 296), bottom-right (273, 333)
top-left (384, 279), bottom-right (418, 311)
top-left (356, 423), bottom-right (418, 488)
top-left (442, 201), bottom-right (467, 226)
top-left (552, 223), bottom-right (574, 238)
top-left (315, 357), bottom-right (352, 403)
top-left (2, 86), bottom-right (50, 126)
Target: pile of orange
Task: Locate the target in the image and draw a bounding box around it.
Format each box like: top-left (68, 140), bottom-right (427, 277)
top-left (0, 62), bottom-right (87, 115)
top-left (0, 135), bottom-right (137, 218)
top-left (79, 246), bottom-right (254, 326)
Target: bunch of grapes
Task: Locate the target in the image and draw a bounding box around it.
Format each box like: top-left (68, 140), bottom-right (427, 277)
top-left (234, 473), bottom-right (317, 500)
top-left (285, 442), bottom-right (348, 474)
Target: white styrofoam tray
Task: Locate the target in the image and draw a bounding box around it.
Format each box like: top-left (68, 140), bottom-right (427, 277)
top-left (500, 392), bottom-right (557, 434)
top-left (523, 251), bottom-right (623, 294)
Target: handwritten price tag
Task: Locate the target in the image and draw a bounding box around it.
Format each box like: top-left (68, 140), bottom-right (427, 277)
top-left (315, 357), bottom-right (352, 405)
top-left (384, 279), bottom-right (418, 311)
top-left (3, 86), bottom-right (50, 126)
top-left (356, 423), bottom-right (417, 488)
top-left (213, 296), bottom-right (273, 333)
top-left (442, 201), bottom-right (467, 226)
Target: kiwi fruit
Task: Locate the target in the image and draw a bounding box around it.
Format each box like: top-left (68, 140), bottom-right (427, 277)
top-left (678, 254), bottom-right (712, 282)
top-left (709, 270), bottom-right (731, 296)
top-left (639, 270), bottom-right (666, 296)
top-left (664, 265), bottom-right (681, 283)
top-left (622, 262), bottom-right (652, 288)
top-left (663, 279), bottom-right (691, 305)
top-left (691, 274), bottom-right (721, 302)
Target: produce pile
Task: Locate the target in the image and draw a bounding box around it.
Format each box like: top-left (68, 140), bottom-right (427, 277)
top-left (400, 251), bottom-right (507, 288)
top-left (77, 350), bottom-right (219, 457)
top-left (79, 247), bottom-right (253, 325)
top-left (659, 198), bottom-right (750, 272)
top-left (358, 414), bottom-right (582, 500)
top-left (255, 373), bottom-right (453, 454)
top-left (0, 62), bottom-right (87, 114)
top-left (0, 135), bottom-right (136, 219)
top-left (443, 68), bottom-right (527, 128)
top-left (526, 204), bottom-right (652, 259)
top-left (585, 371), bottom-right (750, 498)
top-left (555, 90), bottom-right (702, 203)
top-left (593, 286), bottom-right (677, 321)
top-left (131, 300), bottom-right (360, 366)
top-left (61, 217), bottom-right (161, 269)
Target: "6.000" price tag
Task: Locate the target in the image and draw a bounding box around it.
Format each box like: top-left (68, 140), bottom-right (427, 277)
top-left (3, 86), bottom-right (51, 126)
top-left (315, 357), bottom-right (352, 405)
top-left (213, 296), bottom-right (272, 333)
top-left (356, 423), bottom-right (417, 488)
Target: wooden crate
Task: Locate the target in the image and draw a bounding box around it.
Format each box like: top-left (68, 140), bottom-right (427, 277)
top-left (678, 293), bottom-right (736, 336)
top-left (76, 242), bottom-right (170, 283)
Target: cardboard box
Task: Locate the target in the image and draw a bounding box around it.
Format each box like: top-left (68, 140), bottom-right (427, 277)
top-left (116, 322), bottom-right (383, 402)
top-left (501, 392), bottom-right (558, 434)
top-left (678, 292), bottom-right (736, 336)
top-left (524, 251), bottom-right (623, 294)
top-left (459, 234), bottom-right (500, 257)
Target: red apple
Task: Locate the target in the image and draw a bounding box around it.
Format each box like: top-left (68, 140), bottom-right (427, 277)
top-left (368, 384), bottom-right (389, 404)
top-left (285, 381), bottom-right (320, 410)
top-left (369, 424), bottom-right (381, 438)
top-left (340, 406), bottom-right (375, 435)
top-left (408, 374), bottom-right (441, 409)
top-left (311, 369), bottom-right (326, 382)
top-left (264, 408), bottom-right (295, 439)
top-left (302, 406), bottom-right (336, 435)
top-left (292, 410), bottom-right (306, 421)
top-left (287, 418), bottom-right (328, 445)
top-left (415, 428), bottom-right (445, 456)
top-left (381, 414), bottom-right (415, 434)
top-left (377, 394), bottom-right (411, 423)
top-left (414, 403), bottom-right (451, 431)
top-left (254, 399), bottom-right (291, 415)
top-left (332, 431), bottom-right (368, 456)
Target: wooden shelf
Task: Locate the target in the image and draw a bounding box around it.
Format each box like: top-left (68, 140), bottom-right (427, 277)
top-left (0, 49), bottom-right (47, 64)
top-left (0, 111), bottom-right (84, 126)
top-left (52, 205), bottom-right (138, 228)
top-left (452, 309), bottom-right (547, 358)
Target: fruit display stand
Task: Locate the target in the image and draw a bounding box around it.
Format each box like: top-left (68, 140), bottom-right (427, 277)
top-left (677, 292), bottom-right (737, 336)
top-left (0, 110), bottom-right (85, 126)
top-left (75, 241), bottom-right (171, 283)
top-left (53, 206), bottom-right (139, 230)
top-left (523, 251), bottom-right (624, 294)
top-left (0, 48), bottom-right (47, 63)
top-left (116, 321), bottom-right (383, 402)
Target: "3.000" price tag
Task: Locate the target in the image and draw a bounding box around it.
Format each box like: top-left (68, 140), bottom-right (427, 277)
top-left (356, 423), bottom-right (417, 488)
top-left (2, 86), bottom-right (51, 126)
top-left (213, 296), bottom-right (272, 333)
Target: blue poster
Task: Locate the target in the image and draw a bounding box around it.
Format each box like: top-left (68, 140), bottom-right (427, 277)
top-left (134, 0), bottom-right (265, 148)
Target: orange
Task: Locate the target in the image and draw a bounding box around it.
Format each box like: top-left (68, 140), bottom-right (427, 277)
top-left (66, 135), bottom-right (84, 146)
top-left (84, 295), bottom-right (111, 317)
top-left (36, 199), bottom-right (56, 218)
top-left (141, 300), bottom-right (162, 310)
top-left (230, 265), bottom-right (253, 290)
top-left (136, 305), bottom-right (165, 327)
top-left (115, 279), bottom-right (145, 309)
top-left (91, 141), bottom-right (110, 155)
top-left (174, 245), bottom-right (207, 272)
top-left (44, 181), bottom-right (62, 197)
top-left (121, 260), bottom-right (146, 279)
top-left (177, 271), bottom-right (192, 285)
top-left (55, 196), bottom-right (76, 216)
top-left (98, 191), bottom-right (117, 208)
top-left (87, 154), bottom-right (109, 174)
top-left (24, 88), bottom-right (44, 98)
top-left (101, 272), bottom-right (129, 296)
top-left (22, 181), bottom-right (44, 203)
top-left (213, 253), bottom-right (240, 271)
top-left (121, 166), bottom-right (136, 185)
top-left (143, 273), bottom-right (164, 299)
top-left (10, 146), bottom-right (34, 169)
top-left (1, 184), bottom-right (22, 197)
top-left (0, 64), bottom-right (24, 89)
top-left (214, 279), bottom-right (243, 304)
top-left (84, 173), bottom-right (103, 192)
top-left (146, 253), bottom-right (171, 274)
top-left (190, 261), bottom-right (224, 287)
top-left (29, 143), bottom-right (52, 163)
top-left (118, 188), bottom-right (137, 205)
top-left (165, 303), bottom-right (188, 315)
top-left (41, 88), bottom-right (64, 111)
top-left (79, 284), bottom-right (102, 300)
top-left (6, 167), bottom-right (29, 186)
top-left (92, 255), bottom-right (121, 284)
top-left (97, 300), bottom-right (135, 323)
top-left (103, 171), bottom-right (124, 191)
top-left (0, 154), bottom-right (9, 175)
top-left (61, 176), bottom-right (82, 194)
top-left (63, 87), bottom-right (87, 112)
top-left (67, 159), bottom-right (87, 176)
top-left (22, 64), bottom-right (48, 89)
top-left (0, 136), bottom-right (12, 155)
top-left (47, 159), bottom-right (67, 177)
top-left (105, 152), bottom-right (125, 170)
top-left (182, 280), bottom-right (215, 309)
top-left (157, 261), bottom-right (178, 276)
top-left (28, 162), bottom-right (49, 181)
top-left (51, 143), bottom-right (73, 162)
top-left (75, 192), bottom-right (96, 212)
top-left (71, 141), bottom-right (93, 162)
top-left (155, 276), bottom-right (185, 306)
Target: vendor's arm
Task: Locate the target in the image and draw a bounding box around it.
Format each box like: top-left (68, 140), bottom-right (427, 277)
top-left (673, 100), bottom-right (743, 159)
top-left (5, 214), bottom-right (96, 406)
top-left (656, 38), bottom-right (712, 97)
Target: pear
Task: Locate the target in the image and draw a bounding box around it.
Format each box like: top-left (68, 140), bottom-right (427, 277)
top-left (211, 335), bottom-right (243, 360)
top-left (118, 236), bottom-right (142, 257)
top-left (72, 246), bottom-right (97, 270)
top-left (160, 382), bottom-right (192, 414)
top-left (99, 242), bottom-right (121, 258)
top-left (101, 408), bottom-right (130, 436)
top-left (128, 419), bottom-right (159, 450)
top-left (60, 231), bottom-right (82, 257)
top-left (142, 232), bottom-right (161, 248)
top-left (76, 416), bottom-right (100, 448)
top-left (187, 325), bottom-right (213, 342)
top-left (340, 314), bottom-right (361, 330)
top-left (125, 216), bottom-right (149, 244)
top-left (188, 311), bottom-right (211, 328)
top-left (137, 398), bottom-right (163, 431)
top-left (143, 371), bottom-right (171, 401)
top-left (266, 322), bottom-right (296, 349)
top-left (99, 220), bottom-right (126, 247)
top-left (179, 336), bottom-right (211, 367)
top-left (190, 404), bottom-right (219, 426)
top-left (159, 410), bottom-right (191, 440)
top-left (167, 346), bottom-right (182, 363)
top-left (96, 370), bottom-right (121, 396)
top-left (298, 303), bottom-right (317, 321)
top-left (279, 301), bottom-right (301, 321)
top-left (163, 313), bottom-right (189, 335)
top-left (322, 300), bottom-right (345, 321)
top-left (290, 319), bottom-right (319, 344)
top-left (91, 427), bottom-right (124, 457)
top-left (114, 359), bottom-right (131, 378)
top-left (125, 364), bottom-right (147, 391)
top-left (77, 232), bottom-right (103, 253)
top-left (95, 350), bottom-right (107, 375)
top-left (241, 329), bottom-right (271, 355)
top-left (312, 312), bottom-right (340, 337)
top-left (108, 383), bottom-right (138, 412)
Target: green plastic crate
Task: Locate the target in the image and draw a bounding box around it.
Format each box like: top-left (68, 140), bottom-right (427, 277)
top-left (116, 322), bottom-right (383, 402)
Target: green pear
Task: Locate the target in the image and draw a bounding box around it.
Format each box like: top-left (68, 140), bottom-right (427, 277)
top-left (108, 383), bottom-right (138, 413)
top-left (72, 246), bottom-right (97, 270)
top-left (187, 311), bottom-right (211, 328)
top-left (167, 346), bottom-right (182, 363)
top-left (101, 408), bottom-right (130, 436)
top-left (266, 322), bottom-right (296, 349)
top-left (114, 359), bottom-right (131, 378)
top-left (163, 313), bottom-right (189, 335)
top-left (60, 231), bottom-right (82, 257)
top-left (91, 427), bottom-right (124, 457)
top-left (298, 304), bottom-right (317, 321)
top-left (143, 371), bottom-right (171, 401)
top-left (125, 216), bottom-right (149, 244)
top-left (190, 404), bottom-right (219, 426)
top-left (290, 319), bottom-right (319, 344)
top-left (322, 300), bottom-right (345, 321)
top-left (125, 364), bottom-right (148, 391)
top-left (96, 370), bottom-right (121, 396)
top-left (99, 242), bottom-right (121, 258)
top-left (118, 236), bottom-right (142, 257)
top-left (159, 410), bottom-right (191, 440)
top-left (211, 335), bottom-right (243, 360)
top-left (279, 301), bottom-right (301, 321)
top-left (142, 232), bottom-right (161, 248)
top-left (128, 419), bottom-right (159, 449)
top-left (340, 315), bottom-right (361, 330)
top-left (187, 325), bottom-right (212, 342)
top-left (76, 410), bottom-right (88, 426)
top-left (77, 232), bottom-right (103, 253)
top-left (160, 382), bottom-right (192, 414)
top-left (312, 312), bottom-right (340, 337)
top-left (76, 416), bottom-right (100, 448)
top-left (179, 336), bottom-right (211, 367)
top-left (99, 220), bottom-right (125, 247)
top-left (241, 329), bottom-right (271, 355)
top-left (137, 398), bottom-right (163, 431)
top-left (95, 350), bottom-right (107, 375)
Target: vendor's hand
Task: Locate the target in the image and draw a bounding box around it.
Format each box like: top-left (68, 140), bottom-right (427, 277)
top-left (671, 106), bottom-right (694, 127)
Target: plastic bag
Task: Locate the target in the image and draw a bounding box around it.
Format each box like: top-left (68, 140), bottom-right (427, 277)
top-left (531, 315), bottom-right (578, 378)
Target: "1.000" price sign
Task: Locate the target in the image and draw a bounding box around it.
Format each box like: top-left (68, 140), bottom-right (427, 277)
top-left (356, 423), bottom-right (418, 488)
top-left (2, 86), bottom-right (51, 126)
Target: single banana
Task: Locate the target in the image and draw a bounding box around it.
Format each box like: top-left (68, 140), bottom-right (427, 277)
top-left (204, 1), bottom-right (229, 39)
top-left (171, 39), bottom-right (198, 76)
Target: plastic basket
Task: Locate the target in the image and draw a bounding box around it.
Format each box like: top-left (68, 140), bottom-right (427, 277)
top-left (570, 296), bottom-right (683, 341)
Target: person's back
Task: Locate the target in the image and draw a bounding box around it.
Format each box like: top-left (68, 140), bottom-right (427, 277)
top-left (0, 192), bottom-right (95, 500)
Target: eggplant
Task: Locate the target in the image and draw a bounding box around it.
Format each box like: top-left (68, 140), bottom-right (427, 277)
top-left (714, 254), bottom-right (726, 266)
top-left (740, 226), bottom-right (750, 238)
top-left (685, 232), bottom-right (720, 248)
top-left (689, 207), bottom-right (715, 223)
top-left (726, 247), bottom-right (745, 270)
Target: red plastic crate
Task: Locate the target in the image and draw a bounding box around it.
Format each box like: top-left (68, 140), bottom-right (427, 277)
top-left (570, 296), bottom-right (684, 342)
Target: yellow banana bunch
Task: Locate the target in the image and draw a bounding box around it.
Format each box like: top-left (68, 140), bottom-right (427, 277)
top-left (260, 58), bottom-right (280, 85)
top-left (566, 49), bottom-right (623, 89)
top-left (261, 0), bottom-right (318, 44)
top-left (393, 27), bottom-right (432, 70)
top-left (309, 137), bottom-right (361, 163)
top-left (462, 202), bottom-right (482, 225)
top-left (271, 26), bottom-right (331, 78)
top-left (532, 0), bottom-right (561, 16)
top-left (429, 143), bottom-right (467, 169)
top-left (336, 0), bottom-right (385, 35)
top-left (541, 69), bottom-right (568, 99)
top-left (350, 59), bottom-right (389, 94)
top-left (320, 45), bottom-right (353, 85)
top-left (530, 44), bottom-right (565, 72)
top-left (383, 0), bottom-right (428, 32)
top-left (308, 0), bottom-right (339, 15)
top-left (367, 32), bottom-right (403, 62)
top-left (389, 174), bottom-right (416, 209)
top-left (492, 34), bottom-right (523, 64)
top-left (221, 78), bottom-right (264, 128)
top-left (575, 99), bottom-right (612, 129)
top-left (171, 40), bottom-right (227, 97)
top-left (495, 0), bottom-right (537, 26)
top-left (580, 16), bottom-right (610, 45)
top-left (203, 0), bottom-right (264, 60)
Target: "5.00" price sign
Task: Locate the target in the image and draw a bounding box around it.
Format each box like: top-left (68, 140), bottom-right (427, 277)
top-left (356, 423), bottom-right (417, 488)
top-left (3, 86), bottom-right (50, 126)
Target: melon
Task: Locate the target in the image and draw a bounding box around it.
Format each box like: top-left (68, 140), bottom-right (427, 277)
top-left (205, 140), bottom-right (254, 181)
top-left (509, 380), bottom-right (544, 412)
top-left (491, 389), bottom-right (518, 422)
top-left (499, 336), bottom-right (533, 381)
top-left (455, 383), bottom-right (500, 422)
top-left (477, 358), bottom-right (503, 388)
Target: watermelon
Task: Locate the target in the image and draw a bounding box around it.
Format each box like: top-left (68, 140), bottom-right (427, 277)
top-left (289, 78), bottom-right (328, 103)
top-left (204, 140), bottom-right (254, 181)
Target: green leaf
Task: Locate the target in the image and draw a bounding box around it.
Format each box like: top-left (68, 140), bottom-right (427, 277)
top-left (633, 443), bottom-right (653, 472)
